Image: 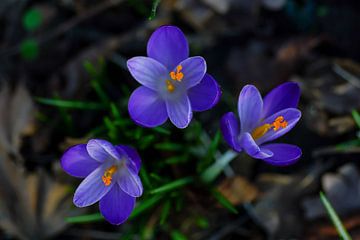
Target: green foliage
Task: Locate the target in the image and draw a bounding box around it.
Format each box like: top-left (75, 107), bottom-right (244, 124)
top-left (211, 189), bottom-right (238, 214)
top-left (171, 230), bottom-right (188, 240)
top-left (23, 8), bottom-right (43, 31)
top-left (36, 97), bottom-right (104, 110)
top-left (320, 192), bottom-right (352, 240)
top-left (154, 142), bottom-right (183, 151)
top-left (66, 213), bottom-right (103, 224)
top-left (84, 59), bottom-right (110, 105)
top-left (196, 216), bottom-right (209, 229)
top-left (352, 110), bottom-right (360, 129)
top-left (20, 39), bottom-right (39, 60)
top-left (149, 0), bottom-right (161, 20)
top-left (150, 177), bottom-right (193, 194)
top-left (336, 109), bottom-right (360, 150)
top-left (130, 194), bottom-right (163, 219)
top-left (159, 200), bottom-right (171, 225)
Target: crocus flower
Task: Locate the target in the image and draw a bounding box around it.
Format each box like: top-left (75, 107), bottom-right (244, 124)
top-left (220, 82), bottom-right (302, 166)
top-left (61, 139), bottom-right (143, 225)
top-left (127, 25), bottom-right (221, 128)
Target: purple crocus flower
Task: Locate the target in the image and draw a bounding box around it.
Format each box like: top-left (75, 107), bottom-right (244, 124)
top-left (220, 82), bottom-right (302, 166)
top-left (127, 25), bottom-right (221, 128)
top-left (61, 139), bottom-right (143, 225)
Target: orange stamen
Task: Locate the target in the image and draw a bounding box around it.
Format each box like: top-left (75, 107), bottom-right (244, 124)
top-left (251, 115), bottom-right (288, 139)
top-left (102, 165), bottom-right (118, 186)
top-left (272, 116), bottom-right (288, 131)
top-left (170, 65), bottom-right (184, 82)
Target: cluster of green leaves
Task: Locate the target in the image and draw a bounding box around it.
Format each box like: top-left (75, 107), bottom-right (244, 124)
top-left (36, 59), bottom-right (236, 239)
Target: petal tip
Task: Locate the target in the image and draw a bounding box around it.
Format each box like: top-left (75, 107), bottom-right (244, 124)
top-left (128, 105), bottom-right (167, 128)
top-left (262, 143), bottom-right (302, 166)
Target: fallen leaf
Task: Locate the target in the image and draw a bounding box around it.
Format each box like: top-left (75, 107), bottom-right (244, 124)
top-left (217, 176), bottom-right (259, 205)
top-left (0, 84), bottom-right (80, 239)
top-left (0, 84), bottom-right (35, 157)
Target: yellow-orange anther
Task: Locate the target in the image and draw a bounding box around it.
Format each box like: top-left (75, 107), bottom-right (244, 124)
top-left (170, 65), bottom-right (184, 82)
top-left (166, 80), bottom-right (175, 92)
top-left (102, 165), bottom-right (118, 186)
top-left (272, 116), bottom-right (288, 131)
top-left (251, 124), bottom-right (271, 140)
top-left (251, 116), bottom-right (288, 140)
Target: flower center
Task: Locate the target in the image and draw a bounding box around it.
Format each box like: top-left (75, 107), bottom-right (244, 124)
top-left (170, 65), bottom-right (184, 82)
top-left (102, 165), bottom-right (118, 186)
top-left (166, 80), bottom-right (175, 92)
top-left (251, 116), bottom-right (288, 140)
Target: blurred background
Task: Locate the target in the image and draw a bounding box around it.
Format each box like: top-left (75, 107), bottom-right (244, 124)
top-left (0, 0), bottom-right (360, 239)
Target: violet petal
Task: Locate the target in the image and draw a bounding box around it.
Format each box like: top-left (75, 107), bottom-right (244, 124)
top-left (238, 85), bottom-right (263, 133)
top-left (61, 144), bottom-right (100, 178)
top-left (147, 25), bottom-right (189, 70)
top-left (165, 93), bottom-right (192, 129)
top-left (87, 139), bottom-right (121, 162)
top-left (176, 56), bottom-right (206, 89)
top-left (99, 184), bottom-right (135, 225)
top-left (239, 132), bottom-right (273, 159)
top-left (220, 112), bottom-right (242, 152)
top-left (116, 145), bottom-right (141, 174)
top-left (262, 82), bottom-right (300, 119)
top-left (73, 164), bottom-right (113, 207)
top-left (128, 86), bottom-right (168, 128)
top-left (188, 74), bottom-right (221, 111)
top-left (127, 57), bottom-right (167, 91)
top-left (118, 167), bottom-right (143, 197)
top-left (261, 143), bottom-right (302, 166)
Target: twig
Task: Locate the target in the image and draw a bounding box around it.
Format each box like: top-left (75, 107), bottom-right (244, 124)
top-left (333, 63), bottom-right (360, 89)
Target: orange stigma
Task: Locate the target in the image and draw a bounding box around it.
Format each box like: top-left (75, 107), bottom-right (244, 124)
top-left (251, 116), bottom-right (288, 139)
top-left (166, 80), bottom-right (175, 92)
top-left (170, 65), bottom-right (184, 82)
top-left (102, 165), bottom-right (118, 186)
top-left (272, 116), bottom-right (288, 131)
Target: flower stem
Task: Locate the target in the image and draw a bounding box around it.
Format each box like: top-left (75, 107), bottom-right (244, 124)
top-left (201, 150), bottom-right (238, 183)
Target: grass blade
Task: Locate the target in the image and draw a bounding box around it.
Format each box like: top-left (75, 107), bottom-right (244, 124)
top-left (320, 192), bottom-right (352, 240)
top-left (148, 0), bottom-right (161, 20)
top-left (36, 97), bottom-right (104, 110)
top-left (352, 110), bottom-right (360, 129)
top-left (154, 142), bottom-right (183, 151)
top-left (159, 200), bottom-right (171, 225)
top-left (211, 189), bottom-right (238, 214)
top-left (171, 230), bottom-right (187, 240)
top-left (150, 177), bottom-right (193, 194)
top-left (66, 213), bottom-right (103, 224)
top-left (130, 194), bottom-right (163, 219)
top-left (152, 126), bottom-right (171, 135)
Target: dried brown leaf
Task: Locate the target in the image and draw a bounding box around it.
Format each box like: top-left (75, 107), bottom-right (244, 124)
top-left (0, 84), bottom-right (35, 156)
top-left (217, 176), bottom-right (259, 205)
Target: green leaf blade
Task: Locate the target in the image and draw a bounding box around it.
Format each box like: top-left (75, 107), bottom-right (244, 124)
top-left (320, 192), bottom-right (352, 240)
top-left (352, 110), bottom-right (360, 129)
top-left (35, 97), bottom-right (105, 110)
top-left (211, 189), bottom-right (238, 214)
top-left (150, 177), bottom-right (193, 194)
